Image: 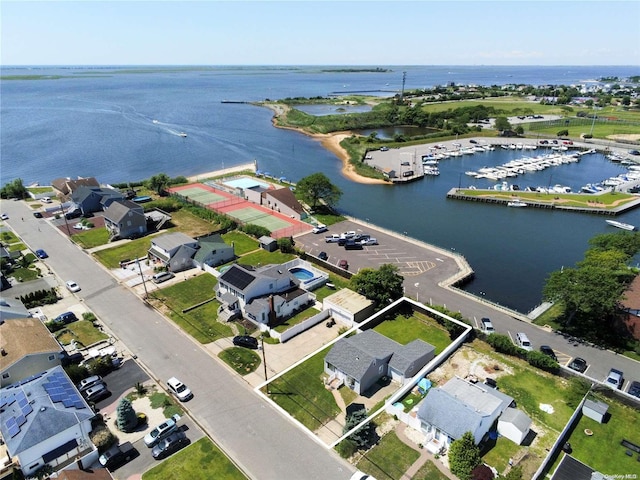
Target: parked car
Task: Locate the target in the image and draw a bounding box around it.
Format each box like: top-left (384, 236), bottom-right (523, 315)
top-left (76, 375), bottom-right (103, 392)
top-left (338, 259), bottom-right (349, 270)
top-left (515, 332), bottom-right (532, 351)
top-left (65, 209), bottom-right (81, 220)
top-left (82, 383), bottom-right (110, 403)
top-left (344, 239), bottom-right (363, 250)
top-left (359, 237), bottom-right (378, 246)
top-left (55, 311), bottom-right (78, 324)
top-left (66, 280), bottom-right (81, 292)
top-left (480, 318), bottom-right (495, 335)
top-left (341, 231), bottom-right (357, 239)
top-left (484, 377), bottom-right (497, 389)
top-left (151, 431), bottom-right (189, 459)
top-left (233, 335), bottom-right (258, 349)
top-left (318, 251), bottom-right (328, 261)
top-left (469, 139), bottom-right (478, 144)
top-left (312, 224), bottom-right (328, 234)
top-left (167, 377), bottom-right (192, 401)
top-left (539, 345), bottom-right (557, 362)
top-left (325, 234), bottom-right (341, 243)
top-left (605, 368), bottom-right (623, 389)
top-left (350, 470), bottom-right (377, 480)
top-left (33, 212), bottom-right (43, 218)
top-left (568, 357), bottom-right (587, 373)
top-left (152, 271), bottom-right (175, 284)
top-left (99, 442), bottom-right (137, 470)
top-left (379, 146), bottom-right (389, 151)
top-left (35, 249), bottom-right (48, 259)
top-left (144, 414), bottom-right (181, 447)
top-left (629, 149), bottom-right (640, 156)
top-left (628, 380), bottom-right (640, 398)
top-left (0, 213), bottom-right (8, 220)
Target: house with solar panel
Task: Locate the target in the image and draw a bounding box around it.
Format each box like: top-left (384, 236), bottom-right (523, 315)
top-left (215, 261), bottom-right (323, 325)
top-left (0, 365), bottom-right (96, 477)
top-left (1, 317), bottom-right (64, 388)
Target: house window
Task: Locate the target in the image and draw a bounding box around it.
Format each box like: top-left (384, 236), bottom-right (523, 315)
top-left (2, 372), bottom-right (10, 379)
top-left (48, 354), bottom-right (56, 361)
top-left (378, 365), bottom-right (385, 374)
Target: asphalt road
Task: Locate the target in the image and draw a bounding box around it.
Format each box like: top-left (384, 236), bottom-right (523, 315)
top-left (2, 202), bottom-right (353, 480)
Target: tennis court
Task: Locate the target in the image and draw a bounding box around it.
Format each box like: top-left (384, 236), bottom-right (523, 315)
top-left (176, 186), bottom-right (227, 205)
top-left (226, 206), bottom-right (293, 231)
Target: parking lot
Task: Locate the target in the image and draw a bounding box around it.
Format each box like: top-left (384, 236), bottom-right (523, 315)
top-left (295, 219), bottom-right (461, 291)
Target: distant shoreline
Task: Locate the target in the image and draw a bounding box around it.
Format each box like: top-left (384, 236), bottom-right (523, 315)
top-left (262, 103), bottom-right (387, 185)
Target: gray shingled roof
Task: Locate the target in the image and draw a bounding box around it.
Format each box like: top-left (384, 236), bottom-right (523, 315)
top-left (499, 407), bottom-right (531, 432)
top-left (104, 199), bottom-right (143, 223)
top-left (152, 232), bottom-right (196, 251)
top-left (389, 339), bottom-right (435, 374)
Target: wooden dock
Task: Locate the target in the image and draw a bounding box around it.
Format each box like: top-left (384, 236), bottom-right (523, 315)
top-left (446, 188), bottom-right (640, 216)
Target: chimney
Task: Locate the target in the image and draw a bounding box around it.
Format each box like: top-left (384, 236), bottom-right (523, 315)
top-left (1, 348), bottom-right (6, 356)
top-left (267, 295), bottom-right (277, 328)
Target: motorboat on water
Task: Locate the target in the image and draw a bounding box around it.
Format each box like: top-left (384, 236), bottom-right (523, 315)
top-left (178, 132), bottom-right (187, 137)
top-left (605, 220), bottom-right (636, 231)
top-left (507, 200), bottom-right (528, 207)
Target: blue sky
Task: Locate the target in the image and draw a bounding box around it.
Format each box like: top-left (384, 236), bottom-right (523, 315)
top-left (2, 1), bottom-right (639, 66)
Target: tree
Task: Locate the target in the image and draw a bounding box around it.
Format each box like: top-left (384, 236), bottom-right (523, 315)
top-left (116, 397), bottom-right (138, 432)
top-left (350, 264), bottom-right (404, 307)
top-left (147, 173), bottom-right (171, 196)
top-left (449, 431), bottom-right (481, 480)
top-left (295, 172), bottom-right (342, 211)
top-left (494, 116), bottom-right (511, 132)
top-left (0, 178), bottom-right (28, 200)
top-left (343, 407), bottom-right (376, 449)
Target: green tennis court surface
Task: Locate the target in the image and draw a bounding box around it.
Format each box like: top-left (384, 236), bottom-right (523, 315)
top-left (177, 187), bottom-right (226, 204)
top-left (227, 207), bottom-right (293, 230)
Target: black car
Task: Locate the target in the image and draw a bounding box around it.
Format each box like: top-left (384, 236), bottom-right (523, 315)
top-left (568, 357), bottom-right (587, 373)
top-left (318, 251), bottom-right (328, 261)
top-left (55, 311), bottom-right (78, 324)
top-left (33, 212), bottom-right (43, 218)
top-left (99, 442), bottom-right (137, 470)
top-left (628, 381), bottom-right (640, 398)
top-left (152, 431), bottom-right (189, 459)
top-left (344, 239), bottom-right (363, 250)
top-left (233, 335), bottom-right (258, 349)
top-left (539, 345), bottom-right (557, 361)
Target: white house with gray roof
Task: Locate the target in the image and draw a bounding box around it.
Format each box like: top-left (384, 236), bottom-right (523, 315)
top-left (324, 329), bottom-right (435, 395)
top-left (417, 376), bottom-right (514, 452)
top-left (0, 366), bottom-right (96, 477)
top-left (148, 232), bottom-right (199, 272)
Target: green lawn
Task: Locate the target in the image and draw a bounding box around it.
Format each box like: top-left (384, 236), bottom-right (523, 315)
top-left (273, 307), bottom-right (320, 333)
top-left (560, 393), bottom-right (640, 476)
top-left (73, 227), bottom-right (110, 248)
top-left (10, 266), bottom-right (40, 282)
top-left (142, 438), bottom-right (247, 480)
top-left (356, 430), bottom-right (421, 480)
top-left (373, 312), bottom-right (452, 354)
top-left (412, 460), bottom-right (449, 480)
top-left (309, 277), bottom-right (351, 302)
top-left (93, 236), bottom-right (152, 268)
top-left (218, 347), bottom-right (261, 375)
top-left (150, 274), bottom-right (232, 343)
top-left (149, 391), bottom-right (183, 418)
top-left (265, 347), bottom-right (340, 431)
top-left (481, 435), bottom-right (523, 473)
top-left (1, 231), bottom-right (19, 243)
top-left (56, 320), bottom-right (108, 347)
top-left (222, 231), bottom-right (259, 255)
top-left (236, 249), bottom-right (297, 266)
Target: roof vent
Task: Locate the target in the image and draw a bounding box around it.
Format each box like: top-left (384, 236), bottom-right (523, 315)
top-left (40, 407), bottom-right (46, 412)
top-left (1, 348), bottom-right (6, 356)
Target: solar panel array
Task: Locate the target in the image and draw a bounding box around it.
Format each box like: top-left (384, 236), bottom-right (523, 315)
top-left (0, 390), bottom-right (35, 438)
top-left (43, 370), bottom-right (86, 410)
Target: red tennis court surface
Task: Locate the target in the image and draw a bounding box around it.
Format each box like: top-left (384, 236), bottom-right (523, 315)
top-left (169, 183), bottom-right (312, 238)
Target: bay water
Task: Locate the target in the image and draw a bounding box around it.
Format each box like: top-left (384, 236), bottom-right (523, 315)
top-left (2, 65), bottom-right (639, 312)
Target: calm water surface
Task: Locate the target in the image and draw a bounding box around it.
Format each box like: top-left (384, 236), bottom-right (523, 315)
top-left (2, 65), bottom-right (640, 312)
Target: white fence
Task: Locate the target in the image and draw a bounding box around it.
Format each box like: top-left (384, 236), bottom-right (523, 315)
top-left (270, 309), bottom-right (331, 343)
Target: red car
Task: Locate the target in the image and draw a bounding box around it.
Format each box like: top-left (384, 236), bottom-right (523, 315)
top-left (338, 259), bottom-right (349, 270)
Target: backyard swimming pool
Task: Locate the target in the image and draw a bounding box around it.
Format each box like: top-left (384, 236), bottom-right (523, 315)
top-left (289, 267), bottom-right (314, 281)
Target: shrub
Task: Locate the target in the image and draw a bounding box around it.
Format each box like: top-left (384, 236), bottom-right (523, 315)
top-left (335, 438), bottom-right (357, 458)
top-left (116, 398), bottom-right (138, 433)
top-left (486, 333), bottom-right (521, 356)
top-left (64, 364), bottom-right (90, 383)
top-left (90, 425), bottom-right (116, 453)
top-left (241, 224), bottom-right (271, 238)
top-left (526, 350), bottom-right (559, 372)
top-left (19, 288), bottom-right (58, 308)
top-left (82, 312), bottom-right (97, 322)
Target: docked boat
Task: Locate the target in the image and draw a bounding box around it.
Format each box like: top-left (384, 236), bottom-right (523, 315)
top-left (424, 166), bottom-right (440, 176)
top-left (605, 220), bottom-right (636, 231)
top-left (507, 200), bottom-right (528, 208)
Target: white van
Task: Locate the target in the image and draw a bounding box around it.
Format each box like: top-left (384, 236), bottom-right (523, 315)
top-left (152, 271), bottom-right (175, 284)
top-left (515, 332), bottom-right (532, 351)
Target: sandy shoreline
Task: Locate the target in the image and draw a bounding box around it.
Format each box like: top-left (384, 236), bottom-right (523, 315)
top-left (264, 103), bottom-right (387, 185)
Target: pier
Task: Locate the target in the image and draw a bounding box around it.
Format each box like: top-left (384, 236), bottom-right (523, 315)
top-left (446, 188), bottom-right (640, 215)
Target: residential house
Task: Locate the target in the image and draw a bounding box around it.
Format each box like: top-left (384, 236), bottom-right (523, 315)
top-left (51, 177), bottom-right (100, 200)
top-left (53, 468), bottom-right (113, 480)
top-left (324, 329), bottom-right (435, 395)
top-left (192, 234), bottom-right (235, 269)
top-left (0, 366), bottom-right (97, 477)
top-left (322, 289), bottom-right (375, 327)
top-left (103, 199), bottom-right (147, 240)
top-left (261, 188), bottom-right (306, 220)
top-left (215, 263), bottom-right (315, 326)
top-left (1, 317), bottom-right (63, 387)
top-left (0, 297), bottom-right (31, 322)
top-left (417, 376), bottom-right (514, 453)
top-left (148, 232), bottom-right (199, 273)
top-left (70, 186), bottom-right (124, 216)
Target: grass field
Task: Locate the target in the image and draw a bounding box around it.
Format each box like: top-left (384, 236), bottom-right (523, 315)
top-left (237, 249), bottom-right (297, 266)
top-left (73, 228), bottom-right (110, 248)
top-left (142, 438), bottom-right (247, 480)
top-left (373, 312), bottom-right (452, 354)
top-left (57, 320), bottom-right (108, 347)
top-left (221, 231), bottom-right (259, 255)
top-left (273, 307), bottom-right (321, 333)
top-left (150, 274), bottom-right (233, 343)
top-left (93, 236), bottom-right (152, 268)
top-left (265, 346), bottom-right (340, 431)
top-left (412, 460), bottom-right (449, 480)
top-left (218, 347), bottom-right (261, 375)
top-left (356, 430), bottom-right (421, 480)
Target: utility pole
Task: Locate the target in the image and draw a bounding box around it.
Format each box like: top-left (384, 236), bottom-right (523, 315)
top-left (136, 259), bottom-right (149, 300)
top-left (261, 336), bottom-right (269, 393)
